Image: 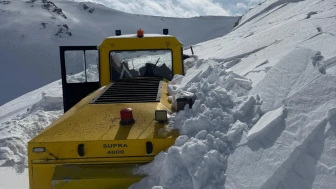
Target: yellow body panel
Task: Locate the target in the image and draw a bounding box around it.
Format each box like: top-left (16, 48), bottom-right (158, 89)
top-left (51, 164), bottom-right (143, 189)
top-left (31, 158), bottom-right (153, 189)
top-left (30, 81), bottom-right (174, 143)
top-left (28, 33), bottom-right (184, 189)
top-left (28, 81), bottom-right (178, 189)
top-left (31, 102), bottom-right (173, 142)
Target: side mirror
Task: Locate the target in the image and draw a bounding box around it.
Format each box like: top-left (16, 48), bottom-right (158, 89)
top-left (163, 29), bottom-right (169, 35)
top-left (115, 30), bottom-right (121, 36)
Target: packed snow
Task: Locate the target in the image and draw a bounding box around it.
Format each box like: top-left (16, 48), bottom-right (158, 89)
top-left (0, 80), bottom-right (63, 172)
top-left (246, 105), bottom-right (286, 141)
top-left (1, 0), bottom-right (336, 188)
top-left (129, 60), bottom-right (261, 189)
top-left (225, 48), bottom-right (336, 189)
top-left (0, 167), bottom-right (28, 189)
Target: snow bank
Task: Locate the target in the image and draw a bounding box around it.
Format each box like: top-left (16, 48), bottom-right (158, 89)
top-left (225, 48), bottom-right (336, 189)
top-left (129, 59), bottom-right (261, 189)
top-left (0, 82), bottom-right (63, 172)
top-left (0, 81), bottom-right (62, 125)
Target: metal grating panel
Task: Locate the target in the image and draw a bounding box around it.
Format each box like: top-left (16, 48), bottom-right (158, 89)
top-left (93, 77), bottom-right (162, 104)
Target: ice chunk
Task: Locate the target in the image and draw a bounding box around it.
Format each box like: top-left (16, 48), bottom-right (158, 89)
top-left (170, 74), bottom-right (184, 85)
top-left (246, 105), bottom-right (286, 141)
top-left (167, 74), bottom-right (185, 95)
top-left (227, 120), bottom-right (248, 142)
top-left (181, 114), bottom-right (210, 135)
top-left (234, 78), bottom-right (252, 90)
top-left (174, 135), bottom-right (189, 146)
top-left (236, 96), bottom-right (256, 117)
top-left (206, 73), bottom-right (220, 84)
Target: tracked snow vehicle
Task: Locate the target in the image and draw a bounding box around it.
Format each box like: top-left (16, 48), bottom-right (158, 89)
top-left (28, 29), bottom-right (191, 189)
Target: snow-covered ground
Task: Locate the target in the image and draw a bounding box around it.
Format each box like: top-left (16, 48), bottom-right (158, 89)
top-left (0, 167), bottom-right (28, 189)
top-left (1, 0), bottom-right (336, 188)
top-left (0, 0), bottom-right (238, 106)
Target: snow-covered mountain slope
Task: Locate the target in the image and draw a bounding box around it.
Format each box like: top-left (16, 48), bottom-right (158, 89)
top-left (0, 0), bottom-right (238, 106)
top-left (172, 0), bottom-right (336, 188)
top-left (1, 0), bottom-right (336, 188)
top-left (189, 0), bottom-right (336, 86)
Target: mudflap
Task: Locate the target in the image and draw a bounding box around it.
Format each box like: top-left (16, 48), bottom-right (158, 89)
top-left (51, 164), bottom-right (145, 189)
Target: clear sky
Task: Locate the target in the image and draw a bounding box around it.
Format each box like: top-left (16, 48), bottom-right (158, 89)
top-left (75, 0), bottom-right (265, 17)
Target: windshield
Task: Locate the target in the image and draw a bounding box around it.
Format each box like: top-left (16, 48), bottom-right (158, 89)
top-left (109, 50), bottom-right (172, 81)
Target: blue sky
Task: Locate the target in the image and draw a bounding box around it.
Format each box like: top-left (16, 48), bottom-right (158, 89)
top-left (76, 0), bottom-right (265, 17)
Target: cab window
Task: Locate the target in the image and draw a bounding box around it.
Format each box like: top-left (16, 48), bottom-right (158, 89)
top-left (109, 49), bottom-right (172, 81)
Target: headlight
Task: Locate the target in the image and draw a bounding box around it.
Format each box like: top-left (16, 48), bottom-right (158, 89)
top-left (155, 110), bottom-right (168, 122)
top-left (33, 147), bottom-right (45, 153)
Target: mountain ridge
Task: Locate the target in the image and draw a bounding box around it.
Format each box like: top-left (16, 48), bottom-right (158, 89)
top-left (0, 0), bottom-right (238, 105)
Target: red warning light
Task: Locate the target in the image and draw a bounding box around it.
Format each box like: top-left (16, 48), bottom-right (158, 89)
top-left (120, 108), bottom-right (135, 125)
top-left (137, 29), bottom-right (144, 38)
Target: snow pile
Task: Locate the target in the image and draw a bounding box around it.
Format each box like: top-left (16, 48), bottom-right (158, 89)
top-left (225, 48), bottom-right (336, 189)
top-left (129, 59), bottom-right (261, 189)
top-left (0, 81), bottom-right (63, 173)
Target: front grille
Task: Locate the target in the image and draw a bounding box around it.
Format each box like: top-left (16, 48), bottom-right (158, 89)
top-left (93, 77), bottom-right (162, 104)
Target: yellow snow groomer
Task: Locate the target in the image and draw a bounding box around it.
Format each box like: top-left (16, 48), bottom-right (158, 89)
top-left (28, 29), bottom-right (192, 189)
